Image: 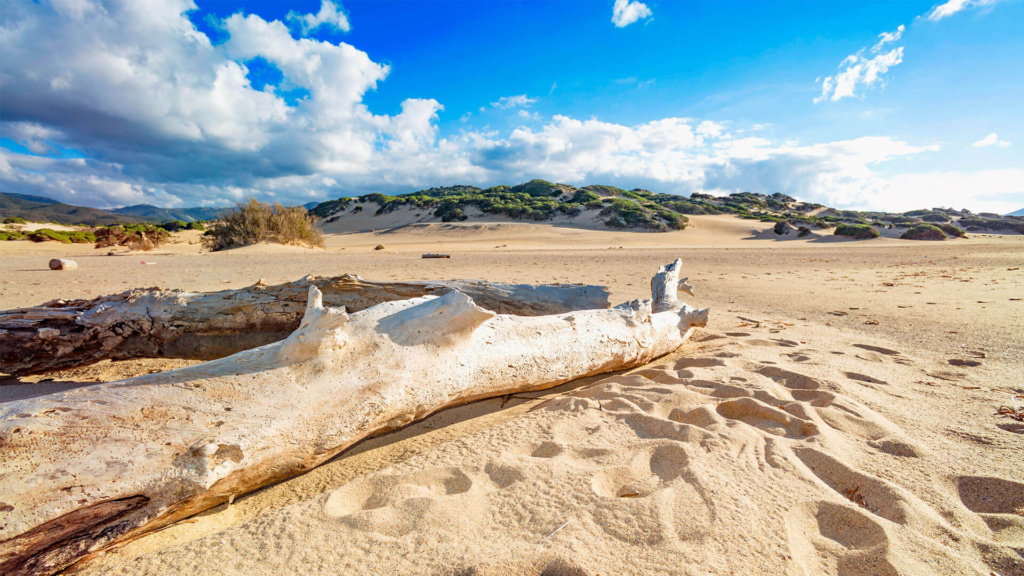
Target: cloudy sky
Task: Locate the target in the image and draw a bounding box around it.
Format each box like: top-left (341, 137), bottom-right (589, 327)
top-left (1, 0), bottom-right (1021, 212)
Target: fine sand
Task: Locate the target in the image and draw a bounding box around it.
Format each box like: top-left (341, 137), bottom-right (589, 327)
top-left (1, 216), bottom-right (1022, 576)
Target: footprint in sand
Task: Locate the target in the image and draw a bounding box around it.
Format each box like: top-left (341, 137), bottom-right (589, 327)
top-left (590, 444), bottom-right (713, 543)
top-left (785, 500), bottom-right (899, 576)
top-left (674, 357), bottom-right (728, 369)
top-left (852, 344), bottom-right (901, 356)
top-left (844, 371), bottom-right (888, 386)
top-left (323, 467), bottom-right (480, 537)
top-left (793, 447), bottom-right (952, 533)
top-left (853, 344), bottom-right (915, 366)
top-left (743, 338), bottom-right (799, 348)
top-left (716, 397), bottom-right (819, 438)
top-left (948, 358), bottom-right (982, 367)
top-left (483, 461), bottom-right (525, 489)
top-left (757, 365), bottom-right (823, 391)
top-left (957, 476), bottom-right (1024, 544)
top-left (530, 441), bottom-right (564, 459)
top-left (631, 366), bottom-right (691, 385)
top-left (958, 476), bottom-right (1024, 515)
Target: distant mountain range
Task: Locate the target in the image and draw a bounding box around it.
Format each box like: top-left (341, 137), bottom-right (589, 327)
top-left (1008, 208), bottom-right (1024, 216)
top-left (0, 192), bottom-right (230, 226)
top-left (1, 192), bottom-right (149, 226)
top-left (111, 204), bottom-right (228, 223)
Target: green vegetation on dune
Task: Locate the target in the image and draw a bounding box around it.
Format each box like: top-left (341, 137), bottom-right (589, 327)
top-left (935, 223), bottom-right (967, 238)
top-left (155, 220), bottom-right (206, 232)
top-left (833, 224), bottom-right (881, 239)
top-left (308, 181), bottom-right (1022, 234)
top-left (957, 216), bottom-right (1024, 234)
top-left (26, 228), bottom-right (96, 244)
top-left (314, 179), bottom-right (691, 231)
top-left (900, 224), bottom-right (946, 241)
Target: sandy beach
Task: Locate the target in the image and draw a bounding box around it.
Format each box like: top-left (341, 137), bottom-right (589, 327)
top-left (1, 215), bottom-right (1021, 576)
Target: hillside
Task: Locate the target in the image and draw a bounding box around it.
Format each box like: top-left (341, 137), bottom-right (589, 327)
top-left (0, 192), bottom-right (148, 226)
top-left (112, 204), bottom-right (228, 222)
top-left (1008, 207), bottom-right (1024, 217)
top-left (310, 179), bottom-right (1024, 234)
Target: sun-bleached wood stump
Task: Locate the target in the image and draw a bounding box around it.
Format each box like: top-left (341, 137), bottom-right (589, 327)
top-left (0, 260), bottom-right (708, 576)
top-left (0, 274), bottom-right (610, 376)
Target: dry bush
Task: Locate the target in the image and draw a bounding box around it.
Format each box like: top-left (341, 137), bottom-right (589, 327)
top-left (202, 199), bottom-right (324, 251)
top-left (94, 225), bottom-right (168, 251)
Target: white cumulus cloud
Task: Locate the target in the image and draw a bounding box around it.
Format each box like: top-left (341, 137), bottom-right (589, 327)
top-left (973, 133), bottom-right (1012, 148)
top-left (287, 0), bottom-right (350, 35)
top-left (924, 0), bottom-right (1001, 21)
top-left (0, 0), bottom-right (455, 206)
top-left (816, 25), bottom-right (905, 103)
top-left (612, 0), bottom-right (652, 28)
top-left (872, 24), bottom-right (905, 51)
top-left (491, 95), bottom-right (538, 109)
top-left (1, 0), bottom-right (1018, 215)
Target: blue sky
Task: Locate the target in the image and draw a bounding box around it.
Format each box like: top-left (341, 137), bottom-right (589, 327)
top-left (1, 0), bottom-right (1021, 212)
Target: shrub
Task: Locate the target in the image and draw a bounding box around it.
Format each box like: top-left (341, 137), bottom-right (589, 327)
top-left (201, 199), bottom-right (324, 251)
top-left (900, 224), bottom-right (946, 241)
top-left (157, 220), bottom-right (206, 232)
top-left (435, 200), bottom-right (468, 222)
top-left (936, 223), bottom-right (967, 238)
top-left (95, 224), bottom-right (169, 251)
top-left (3, 217), bottom-right (27, 224)
top-left (834, 224), bottom-right (881, 239)
top-left (27, 229), bottom-right (72, 243)
top-left (374, 244), bottom-right (386, 250)
top-left (0, 230), bottom-right (26, 241)
top-left (67, 230), bottom-right (96, 243)
top-left (570, 190), bottom-right (601, 204)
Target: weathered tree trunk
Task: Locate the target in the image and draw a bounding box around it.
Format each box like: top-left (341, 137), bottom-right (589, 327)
top-left (0, 274), bottom-right (609, 376)
top-left (0, 260), bottom-right (708, 576)
top-left (47, 259), bottom-right (76, 271)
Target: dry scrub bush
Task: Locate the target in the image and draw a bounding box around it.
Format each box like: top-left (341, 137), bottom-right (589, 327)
top-left (94, 225), bottom-right (168, 251)
top-left (202, 199), bottom-right (325, 251)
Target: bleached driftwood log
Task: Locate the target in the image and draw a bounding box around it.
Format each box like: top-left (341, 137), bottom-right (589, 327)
top-left (47, 259), bottom-right (76, 271)
top-left (0, 260), bottom-right (708, 576)
top-left (0, 274), bottom-right (610, 376)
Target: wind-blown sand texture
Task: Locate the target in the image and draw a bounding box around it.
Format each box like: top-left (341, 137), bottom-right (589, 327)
top-left (1, 215), bottom-right (1022, 576)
